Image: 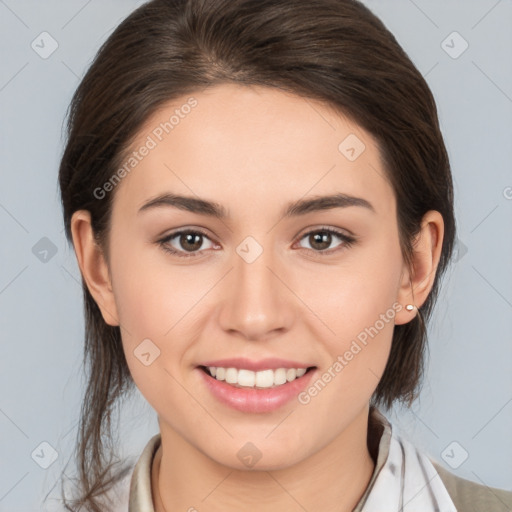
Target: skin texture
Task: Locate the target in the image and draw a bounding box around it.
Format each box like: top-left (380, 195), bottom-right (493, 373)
top-left (71, 83), bottom-right (444, 512)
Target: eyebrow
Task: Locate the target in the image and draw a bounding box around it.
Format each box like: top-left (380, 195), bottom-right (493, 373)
top-left (138, 192), bottom-right (375, 219)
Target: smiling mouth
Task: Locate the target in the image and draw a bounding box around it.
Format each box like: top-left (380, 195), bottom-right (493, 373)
top-left (198, 365), bottom-right (316, 389)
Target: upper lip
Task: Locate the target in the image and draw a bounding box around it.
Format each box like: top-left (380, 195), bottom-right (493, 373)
top-left (198, 357), bottom-right (315, 372)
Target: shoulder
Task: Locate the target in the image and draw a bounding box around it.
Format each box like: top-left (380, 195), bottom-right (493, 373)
top-left (430, 460), bottom-right (512, 512)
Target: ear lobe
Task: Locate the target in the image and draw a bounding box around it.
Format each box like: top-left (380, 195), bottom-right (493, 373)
top-left (395, 210), bottom-right (444, 326)
top-left (70, 210), bottom-right (120, 326)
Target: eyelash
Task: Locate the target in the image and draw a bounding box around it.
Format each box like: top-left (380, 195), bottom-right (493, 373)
top-left (157, 227), bottom-right (356, 259)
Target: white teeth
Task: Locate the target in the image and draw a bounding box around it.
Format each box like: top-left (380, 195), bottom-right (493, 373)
top-left (206, 366), bottom-right (310, 388)
top-left (237, 369), bottom-right (255, 387)
top-left (255, 369), bottom-right (274, 388)
top-left (274, 368), bottom-right (287, 385)
top-left (225, 367), bottom-right (238, 384)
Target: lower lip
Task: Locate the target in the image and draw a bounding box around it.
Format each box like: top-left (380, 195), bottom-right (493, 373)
top-left (197, 367), bottom-right (317, 413)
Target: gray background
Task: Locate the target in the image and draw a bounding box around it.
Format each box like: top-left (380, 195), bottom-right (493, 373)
top-left (0, 0), bottom-right (511, 510)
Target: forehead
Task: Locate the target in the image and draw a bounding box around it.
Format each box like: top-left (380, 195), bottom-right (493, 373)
top-left (114, 83), bottom-right (394, 216)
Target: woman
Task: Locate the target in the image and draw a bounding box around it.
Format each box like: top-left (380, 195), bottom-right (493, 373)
top-left (56, 0), bottom-right (512, 510)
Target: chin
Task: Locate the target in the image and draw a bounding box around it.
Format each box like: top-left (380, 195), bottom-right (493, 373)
top-left (205, 441), bottom-right (308, 472)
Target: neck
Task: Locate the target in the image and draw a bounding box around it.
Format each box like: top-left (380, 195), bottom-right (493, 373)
top-left (152, 406), bottom-right (377, 512)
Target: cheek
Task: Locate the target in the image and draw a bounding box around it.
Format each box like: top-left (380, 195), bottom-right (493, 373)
top-left (107, 236), bottom-right (177, 374)
top-left (296, 232), bottom-right (402, 398)
top-left (298, 232), bottom-right (402, 343)
top-left (108, 238), bottom-right (213, 382)
top-left (109, 234), bottom-right (195, 336)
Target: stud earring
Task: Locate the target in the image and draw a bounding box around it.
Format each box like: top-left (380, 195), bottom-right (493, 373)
top-left (405, 304), bottom-right (415, 311)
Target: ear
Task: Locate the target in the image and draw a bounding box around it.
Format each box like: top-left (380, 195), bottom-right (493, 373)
top-left (395, 210), bottom-right (444, 325)
top-left (70, 210), bottom-right (120, 326)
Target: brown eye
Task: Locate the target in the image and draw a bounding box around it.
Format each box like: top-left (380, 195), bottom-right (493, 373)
top-left (178, 232), bottom-right (204, 252)
top-left (308, 232), bottom-right (333, 251)
top-left (297, 227), bottom-right (356, 255)
top-left (159, 229), bottom-right (216, 258)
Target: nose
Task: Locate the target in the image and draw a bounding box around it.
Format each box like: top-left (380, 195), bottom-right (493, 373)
top-left (217, 244), bottom-right (295, 341)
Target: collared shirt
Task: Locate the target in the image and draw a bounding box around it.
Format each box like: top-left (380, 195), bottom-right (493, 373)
top-left (122, 407), bottom-right (512, 511)
top-left (127, 407), bottom-right (392, 511)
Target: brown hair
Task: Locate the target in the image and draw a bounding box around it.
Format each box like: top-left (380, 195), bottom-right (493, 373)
top-left (56, 0), bottom-right (455, 510)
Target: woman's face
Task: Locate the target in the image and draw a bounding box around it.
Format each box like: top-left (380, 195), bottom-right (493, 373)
top-left (103, 83), bottom-right (412, 469)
